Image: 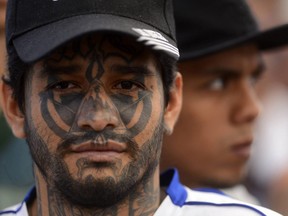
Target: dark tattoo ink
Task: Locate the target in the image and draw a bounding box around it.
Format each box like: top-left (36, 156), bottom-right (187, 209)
top-left (24, 34), bottom-right (166, 216)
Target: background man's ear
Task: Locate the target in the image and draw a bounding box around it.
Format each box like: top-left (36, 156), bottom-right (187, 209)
top-left (0, 82), bottom-right (26, 138)
top-left (163, 72), bottom-right (183, 135)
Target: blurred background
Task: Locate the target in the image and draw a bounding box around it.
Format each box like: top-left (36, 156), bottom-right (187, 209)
top-left (1, 0), bottom-right (288, 214)
top-left (0, 0), bottom-right (34, 209)
top-left (245, 1), bottom-right (288, 215)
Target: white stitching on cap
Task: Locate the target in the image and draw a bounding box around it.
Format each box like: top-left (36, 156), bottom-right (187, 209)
top-left (132, 28), bottom-right (168, 42)
top-left (132, 28), bottom-right (179, 57)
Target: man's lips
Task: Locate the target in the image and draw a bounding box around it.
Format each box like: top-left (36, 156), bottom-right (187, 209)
top-left (231, 138), bottom-right (253, 159)
top-left (66, 140), bottom-right (127, 162)
top-left (71, 140), bottom-right (126, 153)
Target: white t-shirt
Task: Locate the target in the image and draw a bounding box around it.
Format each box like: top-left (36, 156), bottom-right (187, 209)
top-left (0, 169), bottom-right (282, 216)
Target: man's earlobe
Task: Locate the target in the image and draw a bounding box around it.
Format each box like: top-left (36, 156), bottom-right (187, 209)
top-left (163, 122), bottom-right (173, 135)
top-left (0, 82), bottom-right (26, 138)
top-left (163, 72), bottom-right (183, 135)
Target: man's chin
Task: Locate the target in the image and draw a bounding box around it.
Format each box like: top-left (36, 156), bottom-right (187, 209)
top-left (66, 161), bottom-right (122, 181)
top-left (74, 171), bottom-right (119, 184)
top-left (55, 174), bottom-right (138, 208)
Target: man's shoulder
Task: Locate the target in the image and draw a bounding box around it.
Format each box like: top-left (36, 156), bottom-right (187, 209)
top-left (182, 187), bottom-right (282, 216)
top-left (159, 169), bottom-right (282, 216)
top-left (0, 188), bottom-right (35, 216)
top-left (0, 202), bottom-right (28, 216)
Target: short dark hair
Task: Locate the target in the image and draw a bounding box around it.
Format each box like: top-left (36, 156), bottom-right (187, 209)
top-left (3, 45), bottom-right (32, 113)
top-left (155, 50), bottom-right (177, 106)
top-left (4, 42), bottom-right (177, 113)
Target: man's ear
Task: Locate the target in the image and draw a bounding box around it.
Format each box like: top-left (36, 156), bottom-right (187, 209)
top-left (163, 72), bottom-right (183, 135)
top-left (0, 82), bottom-right (26, 138)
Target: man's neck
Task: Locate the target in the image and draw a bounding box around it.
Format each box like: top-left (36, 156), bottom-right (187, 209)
top-left (29, 168), bottom-right (162, 216)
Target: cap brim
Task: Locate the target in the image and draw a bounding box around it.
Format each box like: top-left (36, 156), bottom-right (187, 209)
top-left (179, 23), bottom-right (288, 61)
top-left (13, 14), bottom-right (179, 63)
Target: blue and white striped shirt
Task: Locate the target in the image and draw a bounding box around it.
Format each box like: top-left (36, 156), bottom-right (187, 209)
top-left (0, 169), bottom-right (282, 216)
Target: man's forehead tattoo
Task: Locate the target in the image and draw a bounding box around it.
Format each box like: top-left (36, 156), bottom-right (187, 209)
top-left (46, 34), bottom-right (146, 64)
top-left (35, 32), bottom-right (161, 143)
top-left (105, 34), bottom-right (145, 58)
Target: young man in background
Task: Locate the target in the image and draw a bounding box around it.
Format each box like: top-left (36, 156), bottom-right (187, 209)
top-left (161, 0), bottom-right (288, 204)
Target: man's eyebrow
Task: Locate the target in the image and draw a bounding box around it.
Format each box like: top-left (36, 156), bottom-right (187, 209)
top-left (39, 64), bottom-right (82, 78)
top-left (202, 67), bottom-right (242, 77)
top-left (202, 60), bottom-right (266, 77)
top-left (111, 65), bottom-right (156, 76)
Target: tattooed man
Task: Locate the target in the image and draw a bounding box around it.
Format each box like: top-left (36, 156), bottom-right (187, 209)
top-left (0, 0), bottom-right (284, 216)
top-left (0, 0), bottom-right (182, 215)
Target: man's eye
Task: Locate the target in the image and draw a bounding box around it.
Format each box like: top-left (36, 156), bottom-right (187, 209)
top-left (208, 78), bottom-right (226, 90)
top-left (114, 81), bottom-right (144, 91)
top-left (119, 81), bottom-right (134, 89)
top-left (49, 81), bottom-right (77, 90)
top-left (249, 76), bottom-right (259, 87)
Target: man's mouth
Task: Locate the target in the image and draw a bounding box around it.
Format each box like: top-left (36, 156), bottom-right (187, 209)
top-left (231, 137), bottom-right (253, 159)
top-left (66, 139), bottom-right (127, 162)
top-left (71, 139), bottom-right (126, 153)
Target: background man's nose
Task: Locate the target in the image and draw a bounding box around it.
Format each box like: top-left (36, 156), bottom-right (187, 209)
top-left (232, 83), bottom-right (262, 124)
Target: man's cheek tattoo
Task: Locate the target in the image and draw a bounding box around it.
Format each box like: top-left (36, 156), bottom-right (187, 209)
top-left (111, 90), bottom-right (152, 136)
top-left (40, 91), bottom-right (85, 137)
top-left (41, 86), bottom-right (153, 142)
top-left (59, 93), bottom-right (86, 125)
top-left (40, 35), bottom-right (156, 141)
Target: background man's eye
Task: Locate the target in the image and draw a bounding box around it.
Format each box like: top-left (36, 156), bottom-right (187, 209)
top-left (249, 76), bottom-right (258, 86)
top-left (209, 78), bottom-right (225, 90)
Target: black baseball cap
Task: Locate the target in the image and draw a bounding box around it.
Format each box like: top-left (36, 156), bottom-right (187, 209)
top-left (175, 0), bottom-right (288, 61)
top-left (6, 0), bottom-right (179, 63)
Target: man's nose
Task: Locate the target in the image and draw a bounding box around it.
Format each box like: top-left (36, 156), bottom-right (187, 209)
top-left (76, 86), bottom-right (120, 132)
top-left (232, 81), bottom-right (262, 124)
